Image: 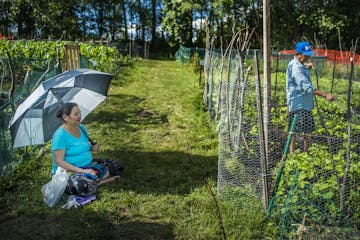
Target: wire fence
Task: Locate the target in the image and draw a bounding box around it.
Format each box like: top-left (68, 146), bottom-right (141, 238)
top-left (177, 33), bottom-right (360, 238)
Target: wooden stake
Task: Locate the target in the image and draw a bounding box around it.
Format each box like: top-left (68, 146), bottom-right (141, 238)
top-left (262, 0), bottom-right (271, 209)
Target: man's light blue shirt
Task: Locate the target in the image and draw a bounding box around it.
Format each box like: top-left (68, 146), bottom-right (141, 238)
top-left (286, 56), bottom-right (314, 112)
top-left (51, 124), bottom-right (92, 174)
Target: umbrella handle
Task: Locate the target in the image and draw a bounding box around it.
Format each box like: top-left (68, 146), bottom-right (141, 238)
top-left (89, 138), bottom-right (97, 146)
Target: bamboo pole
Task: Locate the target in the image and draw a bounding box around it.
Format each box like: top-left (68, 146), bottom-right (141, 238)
top-left (330, 51), bottom-right (336, 94)
top-left (340, 40), bottom-right (358, 211)
top-left (340, 57), bottom-right (354, 212)
top-left (263, 0), bottom-right (271, 175)
top-left (215, 38), bottom-right (224, 122)
top-left (263, 0), bottom-right (271, 209)
top-left (274, 52), bottom-right (279, 97)
top-left (254, 50), bottom-right (268, 209)
top-left (235, 66), bottom-right (251, 149)
top-left (205, 178), bottom-right (226, 240)
top-left (0, 59), bottom-right (5, 99)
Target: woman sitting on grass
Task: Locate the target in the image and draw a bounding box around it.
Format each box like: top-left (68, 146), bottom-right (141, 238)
top-left (51, 102), bottom-right (120, 186)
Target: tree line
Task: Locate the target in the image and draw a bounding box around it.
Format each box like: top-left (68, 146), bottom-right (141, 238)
top-left (1, 0), bottom-right (359, 52)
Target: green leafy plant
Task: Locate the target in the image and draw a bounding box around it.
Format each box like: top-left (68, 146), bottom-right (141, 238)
top-left (271, 143), bottom-right (360, 237)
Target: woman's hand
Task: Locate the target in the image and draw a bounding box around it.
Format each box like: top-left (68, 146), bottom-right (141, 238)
top-left (54, 149), bottom-right (97, 176)
top-left (82, 168), bottom-right (97, 176)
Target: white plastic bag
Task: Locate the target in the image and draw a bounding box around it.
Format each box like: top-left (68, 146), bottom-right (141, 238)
top-left (41, 167), bottom-right (69, 207)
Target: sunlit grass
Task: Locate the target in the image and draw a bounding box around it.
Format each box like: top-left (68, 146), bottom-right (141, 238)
top-left (0, 59), bottom-right (266, 239)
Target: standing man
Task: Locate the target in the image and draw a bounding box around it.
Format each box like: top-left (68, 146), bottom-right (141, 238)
top-left (286, 41), bottom-right (335, 153)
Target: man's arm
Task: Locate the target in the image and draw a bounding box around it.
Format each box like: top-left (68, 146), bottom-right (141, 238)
top-left (313, 89), bottom-right (336, 101)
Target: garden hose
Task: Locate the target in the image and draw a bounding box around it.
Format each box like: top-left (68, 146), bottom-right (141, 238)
top-left (266, 113), bottom-right (298, 216)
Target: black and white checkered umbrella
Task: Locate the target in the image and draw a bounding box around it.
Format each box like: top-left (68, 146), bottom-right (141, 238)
top-left (8, 68), bottom-right (113, 148)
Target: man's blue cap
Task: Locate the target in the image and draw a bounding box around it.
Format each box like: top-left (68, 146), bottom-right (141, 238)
top-left (295, 41), bottom-right (313, 56)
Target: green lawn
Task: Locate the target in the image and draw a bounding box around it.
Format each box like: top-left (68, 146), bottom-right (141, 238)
top-left (0, 59), bottom-right (265, 240)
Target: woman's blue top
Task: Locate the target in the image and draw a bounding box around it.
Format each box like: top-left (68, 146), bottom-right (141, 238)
top-left (51, 124), bottom-right (92, 174)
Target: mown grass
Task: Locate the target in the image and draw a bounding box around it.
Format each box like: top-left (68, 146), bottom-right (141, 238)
top-left (0, 59), bottom-right (265, 240)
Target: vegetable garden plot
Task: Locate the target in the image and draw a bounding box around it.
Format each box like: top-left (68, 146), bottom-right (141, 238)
top-left (200, 39), bottom-right (360, 238)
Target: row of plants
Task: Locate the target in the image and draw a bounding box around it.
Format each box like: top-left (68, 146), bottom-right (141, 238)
top-left (0, 39), bottom-right (131, 73)
top-left (268, 141), bottom-right (360, 235)
top-left (0, 40), bottom-right (133, 102)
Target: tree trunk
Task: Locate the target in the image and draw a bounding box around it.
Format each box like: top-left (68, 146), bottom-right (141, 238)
top-left (137, 0), bottom-right (145, 42)
top-left (111, 3), bottom-right (116, 41)
top-left (98, 3), bottom-right (104, 38)
top-left (151, 0), bottom-right (157, 48)
top-left (1, 4), bottom-right (9, 36)
top-left (81, 2), bottom-right (87, 40)
top-left (17, 5), bottom-right (24, 38)
top-left (188, 10), bottom-right (193, 46)
top-left (120, 0), bottom-right (128, 41)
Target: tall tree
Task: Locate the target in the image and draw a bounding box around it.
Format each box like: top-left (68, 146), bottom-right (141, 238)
top-left (162, 0), bottom-right (194, 47)
top-left (110, 0), bottom-right (118, 41)
top-left (151, 0), bottom-right (157, 47)
top-left (11, 0), bottom-right (81, 40)
top-left (137, 0), bottom-right (146, 42)
top-left (77, 0), bottom-right (89, 40)
top-left (120, 0), bottom-right (128, 41)
top-left (2, 0), bottom-right (360, 52)
top-left (0, 0), bottom-right (11, 36)
top-left (93, 1), bottom-right (112, 39)
top-left (9, 0), bottom-right (36, 39)
top-left (38, 0), bottom-right (80, 39)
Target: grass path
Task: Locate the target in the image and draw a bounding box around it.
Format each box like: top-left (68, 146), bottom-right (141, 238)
top-left (0, 59), bottom-right (264, 240)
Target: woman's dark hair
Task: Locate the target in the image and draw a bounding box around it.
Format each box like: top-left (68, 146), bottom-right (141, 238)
top-left (56, 102), bottom-right (78, 121)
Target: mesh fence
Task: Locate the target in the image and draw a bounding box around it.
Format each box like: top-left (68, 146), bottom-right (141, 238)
top-left (197, 39), bottom-right (360, 239)
top-left (175, 45), bottom-right (206, 64)
top-left (0, 55), bottom-right (89, 176)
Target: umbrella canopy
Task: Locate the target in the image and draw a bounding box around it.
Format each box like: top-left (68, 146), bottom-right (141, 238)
top-left (8, 68), bottom-right (113, 148)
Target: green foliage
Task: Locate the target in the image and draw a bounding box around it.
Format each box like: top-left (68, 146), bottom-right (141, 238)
top-left (7, 0), bottom-right (80, 39)
top-left (162, 0), bottom-right (194, 47)
top-left (2, 0), bottom-right (360, 50)
top-left (269, 143), bottom-right (360, 237)
top-left (79, 43), bottom-right (131, 73)
top-left (0, 40), bottom-right (131, 73)
top-left (267, 70), bottom-right (360, 237)
top-left (0, 39), bottom-right (63, 59)
top-left (297, 8), bottom-right (347, 40)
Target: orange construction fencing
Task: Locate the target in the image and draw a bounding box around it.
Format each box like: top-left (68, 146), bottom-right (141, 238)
top-left (279, 49), bottom-right (360, 65)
